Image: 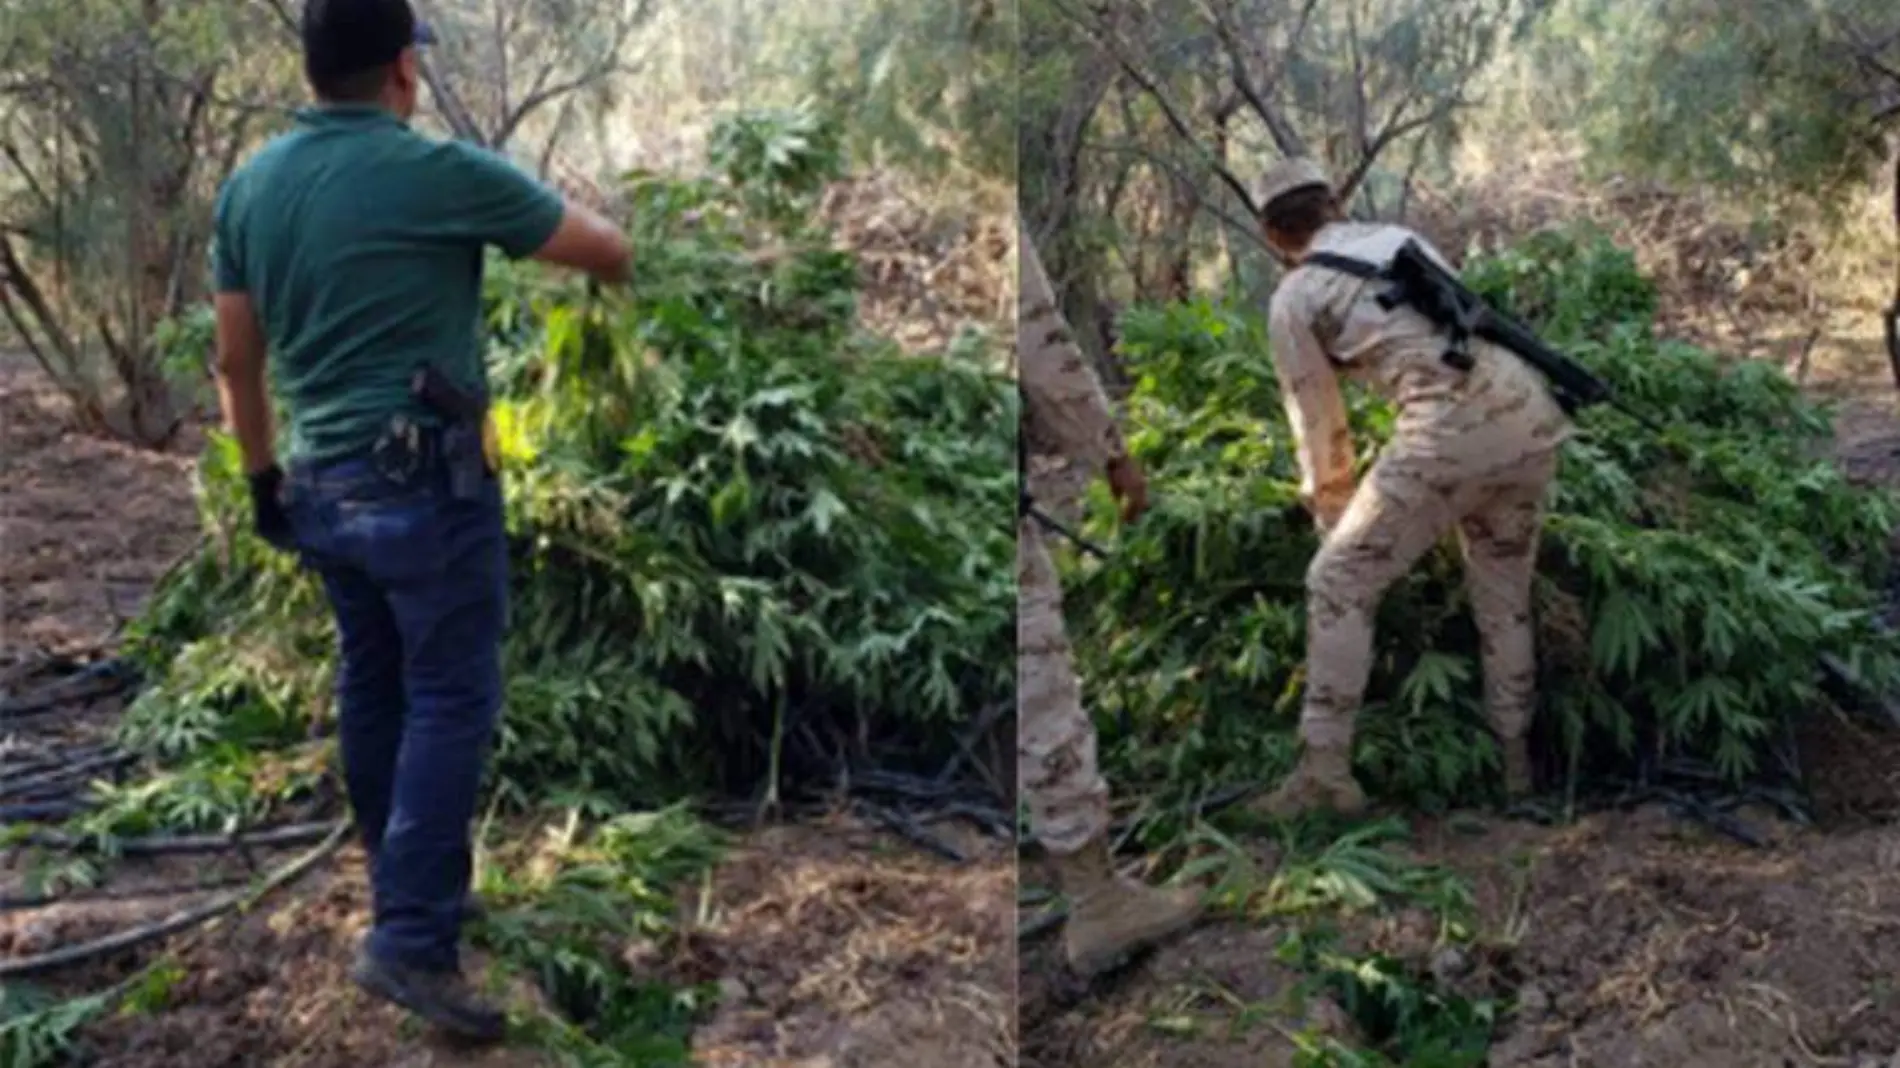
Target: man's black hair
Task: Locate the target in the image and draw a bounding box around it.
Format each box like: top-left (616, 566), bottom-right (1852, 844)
top-left (300, 0), bottom-right (433, 102)
top-left (313, 67), bottom-right (389, 103)
top-left (1262, 185), bottom-right (1335, 245)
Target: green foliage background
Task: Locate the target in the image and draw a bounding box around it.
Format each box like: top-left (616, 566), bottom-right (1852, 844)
top-left (1484, 0), bottom-right (1894, 210)
top-left (1064, 229), bottom-right (1900, 816)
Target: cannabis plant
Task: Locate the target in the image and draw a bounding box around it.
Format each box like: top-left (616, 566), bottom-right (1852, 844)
top-left (126, 106), bottom-right (1015, 809)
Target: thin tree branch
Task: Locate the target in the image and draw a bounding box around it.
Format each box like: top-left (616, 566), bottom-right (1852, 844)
top-left (1202, 0), bottom-right (1313, 160)
top-left (0, 283), bottom-right (65, 388)
top-left (0, 235), bottom-right (84, 371)
top-left (494, 66), bottom-right (621, 149)
top-left (1394, 122), bottom-right (1435, 220)
top-left (253, 0), bottom-right (299, 37)
top-left (0, 822), bottom-right (349, 979)
top-left (1082, 142), bottom-right (1274, 254)
top-left (408, 0), bottom-right (488, 143)
top-left (1857, 50), bottom-right (1900, 90)
top-left (493, 0), bottom-right (512, 120)
top-left (1051, 0), bottom-right (1260, 218)
top-left (419, 54), bottom-right (486, 143)
top-left (1349, 3), bottom-right (1370, 163)
top-left (0, 139), bottom-right (57, 218)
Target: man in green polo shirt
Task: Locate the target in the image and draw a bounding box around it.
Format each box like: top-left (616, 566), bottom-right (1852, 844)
top-left (210, 0), bottom-right (631, 1040)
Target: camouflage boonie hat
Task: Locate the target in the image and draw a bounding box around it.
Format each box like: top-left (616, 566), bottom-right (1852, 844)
top-left (1258, 158), bottom-right (1332, 209)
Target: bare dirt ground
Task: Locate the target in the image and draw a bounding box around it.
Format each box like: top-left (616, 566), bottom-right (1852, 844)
top-left (1, 814), bottom-right (1013, 1068)
top-left (689, 818), bottom-right (1014, 1068)
top-left (0, 356), bottom-right (203, 655)
top-left (1020, 716), bottom-right (1900, 1068)
top-left (818, 172), bottom-right (1014, 358)
top-left (0, 353), bottom-right (1014, 1067)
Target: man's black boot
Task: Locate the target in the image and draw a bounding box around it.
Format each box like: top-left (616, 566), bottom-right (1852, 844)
top-left (349, 947), bottom-right (506, 1042)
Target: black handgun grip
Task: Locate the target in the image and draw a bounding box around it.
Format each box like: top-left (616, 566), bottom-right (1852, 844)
top-left (411, 366), bottom-right (486, 423)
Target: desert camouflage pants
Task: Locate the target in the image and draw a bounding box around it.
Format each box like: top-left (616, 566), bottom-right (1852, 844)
top-left (1302, 444), bottom-right (1558, 752)
top-left (1018, 517), bottom-right (1111, 856)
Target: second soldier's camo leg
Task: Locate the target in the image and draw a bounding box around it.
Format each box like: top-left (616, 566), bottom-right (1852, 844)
top-left (1301, 453), bottom-right (1461, 753)
top-left (1456, 451), bottom-right (1557, 790)
top-left (1017, 517), bottom-right (1111, 856)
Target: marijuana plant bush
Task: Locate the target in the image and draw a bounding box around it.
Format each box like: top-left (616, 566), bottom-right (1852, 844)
top-left (123, 109), bottom-right (1015, 812)
top-left (1065, 228), bottom-right (1900, 810)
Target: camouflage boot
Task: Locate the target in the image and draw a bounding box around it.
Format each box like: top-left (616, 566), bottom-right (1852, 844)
top-left (1054, 837), bottom-right (1204, 977)
top-left (1252, 742), bottom-right (1367, 820)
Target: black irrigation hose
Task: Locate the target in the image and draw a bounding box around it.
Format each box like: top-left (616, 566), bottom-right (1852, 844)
top-left (3, 740), bottom-right (118, 762)
top-left (696, 766), bottom-right (1014, 862)
top-left (857, 798), bottom-right (1012, 839)
top-left (933, 699), bottom-right (1012, 788)
top-left (0, 750), bottom-right (135, 801)
top-left (14, 820), bottom-right (341, 857)
top-left (854, 799), bottom-right (968, 863)
top-left (0, 755), bottom-right (68, 781)
top-left (0, 653), bottom-right (86, 696)
top-left (0, 661), bottom-right (138, 721)
top-left (1503, 767), bottom-right (1802, 846)
top-left (1819, 653), bottom-right (1900, 729)
top-left (921, 800), bottom-right (1015, 839)
top-left (817, 768), bottom-right (1013, 825)
top-left (0, 821), bottom-right (350, 979)
top-left (1504, 789), bottom-right (1771, 848)
top-left (848, 767), bottom-right (1000, 806)
top-left (3, 784), bottom-right (89, 804)
top-left (0, 683), bottom-right (132, 724)
top-left (1657, 790), bottom-right (1772, 848)
top-left (1016, 779), bottom-right (1265, 856)
top-left (0, 744), bottom-right (118, 780)
top-left (730, 702), bottom-right (1010, 814)
top-left (1018, 908), bottom-right (1065, 943)
top-left (0, 873), bottom-right (257, 912)
top-left (1015, 774), bottom-right (1792, 947)
top-left (0, 800), bottom-right (89, 823)
top-left (1018, 888), bottom-right (1056, 909)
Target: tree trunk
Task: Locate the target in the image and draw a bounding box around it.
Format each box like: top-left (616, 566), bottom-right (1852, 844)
top-left (1213, 106), bottom-right (1243, 290)
top-left (1025, 63), bottom-right (1118, 393)
top-left (0, 238), bottom-right (85, 383)
top-left (103, 355), bottom-right (184, 447)
top-left (1150, 171), bottom-right (1198, 303)
top-left (119, 18), bottom-right (185, 449)
top-left (1888, 145), bottom-right (1900, 391)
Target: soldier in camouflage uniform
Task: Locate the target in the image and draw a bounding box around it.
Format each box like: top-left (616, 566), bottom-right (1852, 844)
top-left (1253, 159), bottom-right (1572, 819)
top-left (1018, 222), bottom-right (1203, 976)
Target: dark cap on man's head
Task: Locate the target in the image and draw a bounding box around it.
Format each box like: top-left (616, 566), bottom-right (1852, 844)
top-left (301, 0), bottom-right (436, 86)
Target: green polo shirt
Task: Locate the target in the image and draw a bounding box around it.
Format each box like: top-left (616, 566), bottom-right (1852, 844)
top-left (211, 104), bottom-right (565, 464)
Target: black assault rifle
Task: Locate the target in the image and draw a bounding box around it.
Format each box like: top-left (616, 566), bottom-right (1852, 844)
top-left (1017, 428), bottom-right (1110, 559)
top-left (1303, 240), bottom-right (1663, 434)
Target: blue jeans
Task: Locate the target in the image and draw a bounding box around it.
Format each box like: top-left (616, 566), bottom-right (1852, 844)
top-left (284, 452), bottom-right (508, 973)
